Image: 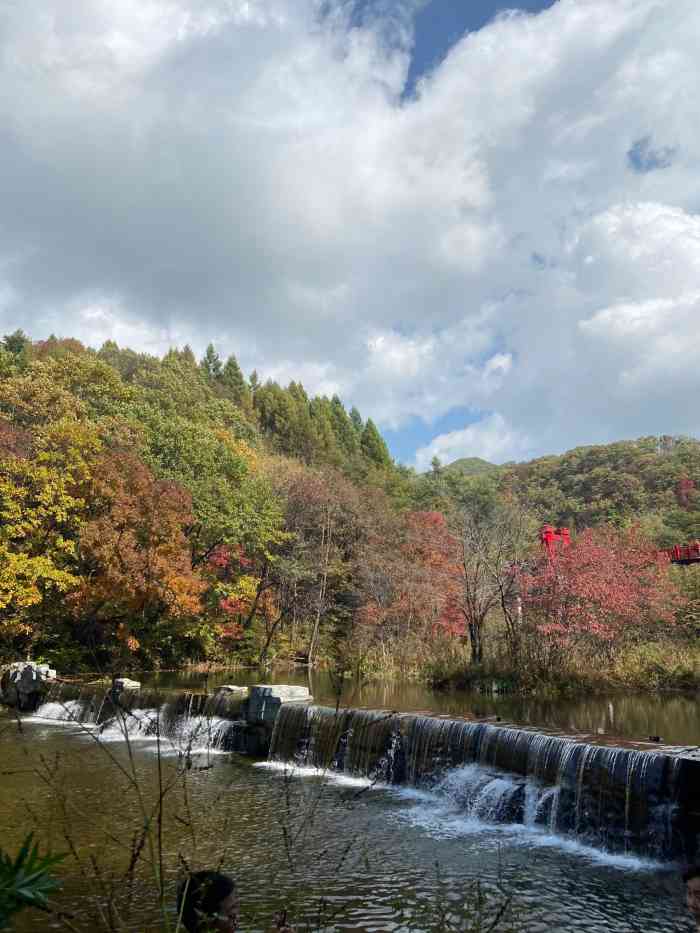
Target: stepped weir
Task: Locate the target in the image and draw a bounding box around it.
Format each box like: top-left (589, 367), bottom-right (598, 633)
top-left (13, 681), bottom-right (700, 861)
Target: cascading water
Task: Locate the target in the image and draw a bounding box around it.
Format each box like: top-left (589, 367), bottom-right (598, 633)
top-left (268, 705), bottom-right (700, 860)
top-left (22, 685), bottom-right (700, 860)
top-left (30, 683), bottom-right (250, 754)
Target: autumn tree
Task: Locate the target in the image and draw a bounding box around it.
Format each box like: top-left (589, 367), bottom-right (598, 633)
top-left (267, 462), bottom-right (365, 667)
top-left (519, 525), bottom-right (681, 667)
top-left (450, 492), bottom-right (538, 664)
top-left (354, 509), bottom-right (462, 673)
top-left (0, 417), bottom-right (102, 653)
top-left (72, 452), bottom-right (205, 663)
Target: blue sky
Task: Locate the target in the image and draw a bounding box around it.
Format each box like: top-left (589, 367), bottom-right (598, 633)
top-left (369, 0), bottom-right (557, 465)
top-left (2, 0), bottom-right (699, 471)
top-left (406, 0), bottom-right (557, 94)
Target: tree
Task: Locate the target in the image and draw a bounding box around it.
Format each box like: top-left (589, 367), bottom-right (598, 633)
top-left (141, 414), bottom-right (282, 567)
top-left (221, 354), bottom-right (251, 409)
top-left (2, 330), bottom-right (30, 356)
top-left (0, 418), bottom-right (100, 647)
top-left (356, 510), bottom-right (461, 668)
top-left (72, 452), bottom-right (205, 661)
top-left (200, 343), bottom-right (223, 380)
top-left (270, 463), bottom-right (363, 667)
top-left (330, 395), bottom-right (359, 457)
top-left (360, 418), bottom-right (392, 468)
top-left (519, 525), bottom-right (681, 661)
top-left (450, 497), bottom-right (537, 664)
top-left (349, 407), bottom-right (363, 434)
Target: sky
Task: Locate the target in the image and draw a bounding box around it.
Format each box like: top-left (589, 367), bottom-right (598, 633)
top-left (1, 0), bottom-right (699, 469)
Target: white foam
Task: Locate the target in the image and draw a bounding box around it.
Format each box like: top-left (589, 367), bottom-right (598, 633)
top-left (31, 700), bottom-right (88, 722)
top-left (255, 760), bottom-right (375, 789)
top-left (394, 786), bottom-right (666, 872)
top-left (262, 757), bottom-right (668, 873)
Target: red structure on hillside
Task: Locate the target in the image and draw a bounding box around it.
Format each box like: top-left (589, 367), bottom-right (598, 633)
top-left (538, 523), bottom-right (700, 566)
top-left (539, 524), bottom-right (570, 560)
top-left (664, 542), bottom-right (700, 565)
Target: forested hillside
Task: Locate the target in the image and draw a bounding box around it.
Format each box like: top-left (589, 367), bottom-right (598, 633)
top-left (0, 330), bottom-right (439, 673)
top-left (1, 328), bottom-right (699, 688)
top-left (498, 436), bottom-right (700, 545)
top-left (443, 456), bottom-right (498, 477)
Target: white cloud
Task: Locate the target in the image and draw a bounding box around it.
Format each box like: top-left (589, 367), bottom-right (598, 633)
top-left (1, 0), bottom-right (700, 463)
top-left (414, 414), bottom-right (530, 471)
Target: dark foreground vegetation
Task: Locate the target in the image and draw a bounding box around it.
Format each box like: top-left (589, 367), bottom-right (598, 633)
top-left (1, 329), bottom-right (700, 691)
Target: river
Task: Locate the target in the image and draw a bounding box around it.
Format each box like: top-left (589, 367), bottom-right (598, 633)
top-left (1, 672), bottom-right (697, 931)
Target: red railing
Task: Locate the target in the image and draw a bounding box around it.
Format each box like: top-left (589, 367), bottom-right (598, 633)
top-left (664, 542), bottom-right (700, 564)
top-left (539, 524), bottom-right (570, 560)
top-left (539, 523), bottom-right (700, 565)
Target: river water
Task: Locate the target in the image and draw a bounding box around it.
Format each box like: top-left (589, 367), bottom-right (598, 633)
top-left (1, 673), bottom-right (697, 931)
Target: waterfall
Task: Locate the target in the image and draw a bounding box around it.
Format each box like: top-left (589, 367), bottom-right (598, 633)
top-left (30, 683), bottom-right (250, 754)
top-left (268, 705), bottom-right (700, 860)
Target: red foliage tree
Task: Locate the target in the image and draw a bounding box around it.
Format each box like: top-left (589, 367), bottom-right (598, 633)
top-left (357, 510), bottom-right (462, 650)
top-left (519, 525), bottom-right (680, 649)
top-left (72, 452), bottom-right (205, 653)
top-left (675, 477), bottom-right (697, 509)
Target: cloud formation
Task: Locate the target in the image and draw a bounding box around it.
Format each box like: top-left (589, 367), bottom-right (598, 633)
top-left (1, 0), bottom-right (699, 466)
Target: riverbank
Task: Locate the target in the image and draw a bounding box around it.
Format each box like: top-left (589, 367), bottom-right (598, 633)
top-left (427, 641), bottom-right (700, 697)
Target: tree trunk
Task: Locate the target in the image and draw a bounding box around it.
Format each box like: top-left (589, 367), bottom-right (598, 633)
top-left (258, 610), bottom-right (289, 668)
top-left (308, 508), bottom-right (332, 668)
top-left (468, 622), bottom-right (483, 664)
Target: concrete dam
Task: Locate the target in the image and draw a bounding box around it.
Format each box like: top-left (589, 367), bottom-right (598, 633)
top-left (8, 678), bottom-right (700, 862)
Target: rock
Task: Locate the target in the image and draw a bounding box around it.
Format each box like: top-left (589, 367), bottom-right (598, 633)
top-left (0, 662), bottom-right (57, 711)
top-left (216, 685), bottom-right (249, 695)
top-left (245, 684), bottom-right (312, 725)
top-left (112, 677), bottom-right (141, 692)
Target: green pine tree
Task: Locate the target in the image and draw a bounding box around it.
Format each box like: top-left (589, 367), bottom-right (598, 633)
top-left (361, 418), bottom-right (392, 467)
top-left (201, 343), bottom-right (223, 380)
top-left (221, 354), bottom-right (250, 407)
top-left (349, 406), bottom-right (363, 433)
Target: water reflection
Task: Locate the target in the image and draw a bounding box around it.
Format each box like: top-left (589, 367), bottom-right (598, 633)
top-left (139, 669), bottom-right (700, 747)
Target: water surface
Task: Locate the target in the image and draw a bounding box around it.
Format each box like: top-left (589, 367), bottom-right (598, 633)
top-left (1, 673), bottom-right (697, 931)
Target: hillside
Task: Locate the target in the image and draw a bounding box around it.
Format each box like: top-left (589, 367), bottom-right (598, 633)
top-left (0, 329), bottom-right (408, 671)
top-left (1, 328), bottom-right (699, 687)
top-left (444, 456), bottom-right (499, 476)
top-left (499, 436), bottom-right (700, 544)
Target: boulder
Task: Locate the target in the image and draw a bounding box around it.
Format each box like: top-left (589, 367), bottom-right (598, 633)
top-left (245, 684), bottom-right (312, 725)
top-left (112, 677), bottom-right (141, 692)
top-left (0, 662), bottom-right (57, 711)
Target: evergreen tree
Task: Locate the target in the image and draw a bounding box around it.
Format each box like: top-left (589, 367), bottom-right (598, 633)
top-left (201, 343), bottom-right (223, 380)
top-left (180, 345), bottom-right (197, 367)
top-left (361, 418), bottom-right (392, 467)
top-left (330, 395), bottom-right (359, 456)
top-left (249, 370), bottom-right (260, 395)
top-left (349, 406), bottom-right (363, 434)
top-left (310, 397), bottom-right (342, 465)
top-left (3, 330), bottom-right (29, 356)
top-left (221, 354), bottom-right (250, 407)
